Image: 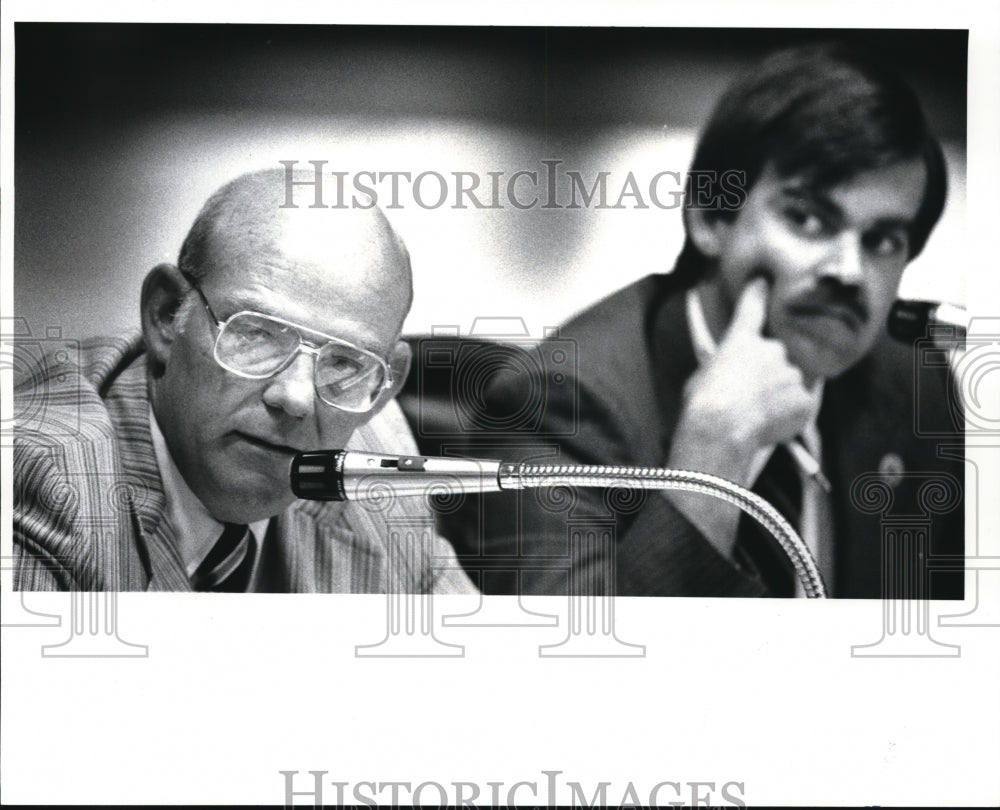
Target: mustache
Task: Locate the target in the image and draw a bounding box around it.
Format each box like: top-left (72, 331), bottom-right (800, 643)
top-left (784, 281), bottom-right (870, 326)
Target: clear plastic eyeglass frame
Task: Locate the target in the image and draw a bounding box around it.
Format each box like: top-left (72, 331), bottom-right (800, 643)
top-left (181, 272), bottom-right (394, 413)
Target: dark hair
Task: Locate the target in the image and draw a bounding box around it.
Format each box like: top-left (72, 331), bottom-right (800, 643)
top-left (674, 43), bottom-right (948, 286)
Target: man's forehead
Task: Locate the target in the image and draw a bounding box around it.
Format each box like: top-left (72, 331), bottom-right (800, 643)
top-left (201, 206), bottom-right (410, 333)
top-left (212, 202), bottom-right (402, 269)
top-left (203, 248), bottom-right (407, 345)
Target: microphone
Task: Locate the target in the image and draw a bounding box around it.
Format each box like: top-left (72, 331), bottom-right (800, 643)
top-left (291, 450), bottom-right (506, 501)
top-left (888, 299), bottom-right (966, 345)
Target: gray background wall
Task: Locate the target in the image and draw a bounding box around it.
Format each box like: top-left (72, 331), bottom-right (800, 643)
top-left (15, 25), bottom-right (967, 341)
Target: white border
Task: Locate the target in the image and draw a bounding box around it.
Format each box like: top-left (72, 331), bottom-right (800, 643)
top-left (2, 1), bottom-right (998, 806)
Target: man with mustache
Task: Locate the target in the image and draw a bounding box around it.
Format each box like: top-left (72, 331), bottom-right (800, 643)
top-left (15, 168), bottom-right (476, 593)
top-left (463, 43), bottom-right (963, 598)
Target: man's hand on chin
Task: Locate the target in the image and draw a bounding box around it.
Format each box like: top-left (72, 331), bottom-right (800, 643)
top-left (664, 277), bottom-right (814, 557)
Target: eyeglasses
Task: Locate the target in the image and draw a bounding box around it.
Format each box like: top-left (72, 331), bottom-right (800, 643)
top-left (181, 273), bottom-right (394, 413)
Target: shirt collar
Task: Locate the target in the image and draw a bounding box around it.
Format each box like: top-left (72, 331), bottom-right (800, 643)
top-left (148, 406), bottom-right (270, 578)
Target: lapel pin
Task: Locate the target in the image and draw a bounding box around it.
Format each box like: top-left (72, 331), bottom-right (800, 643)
top-left (878, 453), bottom-right (905, 487)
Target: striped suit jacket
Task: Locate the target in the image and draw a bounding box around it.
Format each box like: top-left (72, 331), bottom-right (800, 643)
top-left (14, 334), bottom-right (476, 593)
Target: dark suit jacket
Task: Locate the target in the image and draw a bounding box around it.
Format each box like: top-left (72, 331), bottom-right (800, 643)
top-left (451, 273), bottom-right (964, 598)
top-left (14, 334), bottom-right (476, 593)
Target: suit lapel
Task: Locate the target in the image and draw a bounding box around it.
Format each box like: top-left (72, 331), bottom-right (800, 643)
top-left (648, 278), bottom-right (700, 463)
top-left (273, 501), bottom-right (386, 592)
top-left (820, 351), bottom-right (901, 598)
top-left (98, 340), bottom-right (191, 591)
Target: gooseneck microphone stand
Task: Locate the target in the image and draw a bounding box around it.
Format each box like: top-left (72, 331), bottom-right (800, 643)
top-left (291, 450), bottom-right (828, 598)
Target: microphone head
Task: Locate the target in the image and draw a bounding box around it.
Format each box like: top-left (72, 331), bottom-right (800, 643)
top-left (290, 451), bottom-right (348, 501)
top-left (888, 299), bottom-right (935, 342)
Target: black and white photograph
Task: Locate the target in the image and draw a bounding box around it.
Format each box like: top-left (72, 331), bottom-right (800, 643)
top-left (2, 1), bottom-right (998, 806)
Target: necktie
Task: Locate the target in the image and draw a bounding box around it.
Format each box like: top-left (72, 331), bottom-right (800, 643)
top-left (734, 445), bottom-right (802, 597)
top-left (192, 523), bottom-right (256, 592)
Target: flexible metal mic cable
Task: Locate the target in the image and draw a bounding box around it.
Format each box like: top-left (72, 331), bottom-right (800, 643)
top-left (500, 461), bottom-right (826, 598)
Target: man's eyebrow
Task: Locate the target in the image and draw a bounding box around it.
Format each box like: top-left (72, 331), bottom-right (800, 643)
top-left (215, 292), bottom-right (302, 330)
top-left (776, 185), bottom-right (844, 222)
top-left (217, 291), bottom-right (385, 351)
top-left (776, 186), bottom-right (915, 231)
top-left (866, 215), bottom-right (916, 231)
top-left (218, 290), bottom-right (280, 317)
top-left (225, 292), bottom-right (268, 312)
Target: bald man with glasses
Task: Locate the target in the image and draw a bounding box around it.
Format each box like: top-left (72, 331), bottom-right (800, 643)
top-left (14, 168), bottom-right (476, 593)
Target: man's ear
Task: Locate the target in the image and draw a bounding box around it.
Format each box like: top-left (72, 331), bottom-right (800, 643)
top-left (141, 263), bottom-right (188, 375)
top-left (684, 206), bottom-right (729, 259)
